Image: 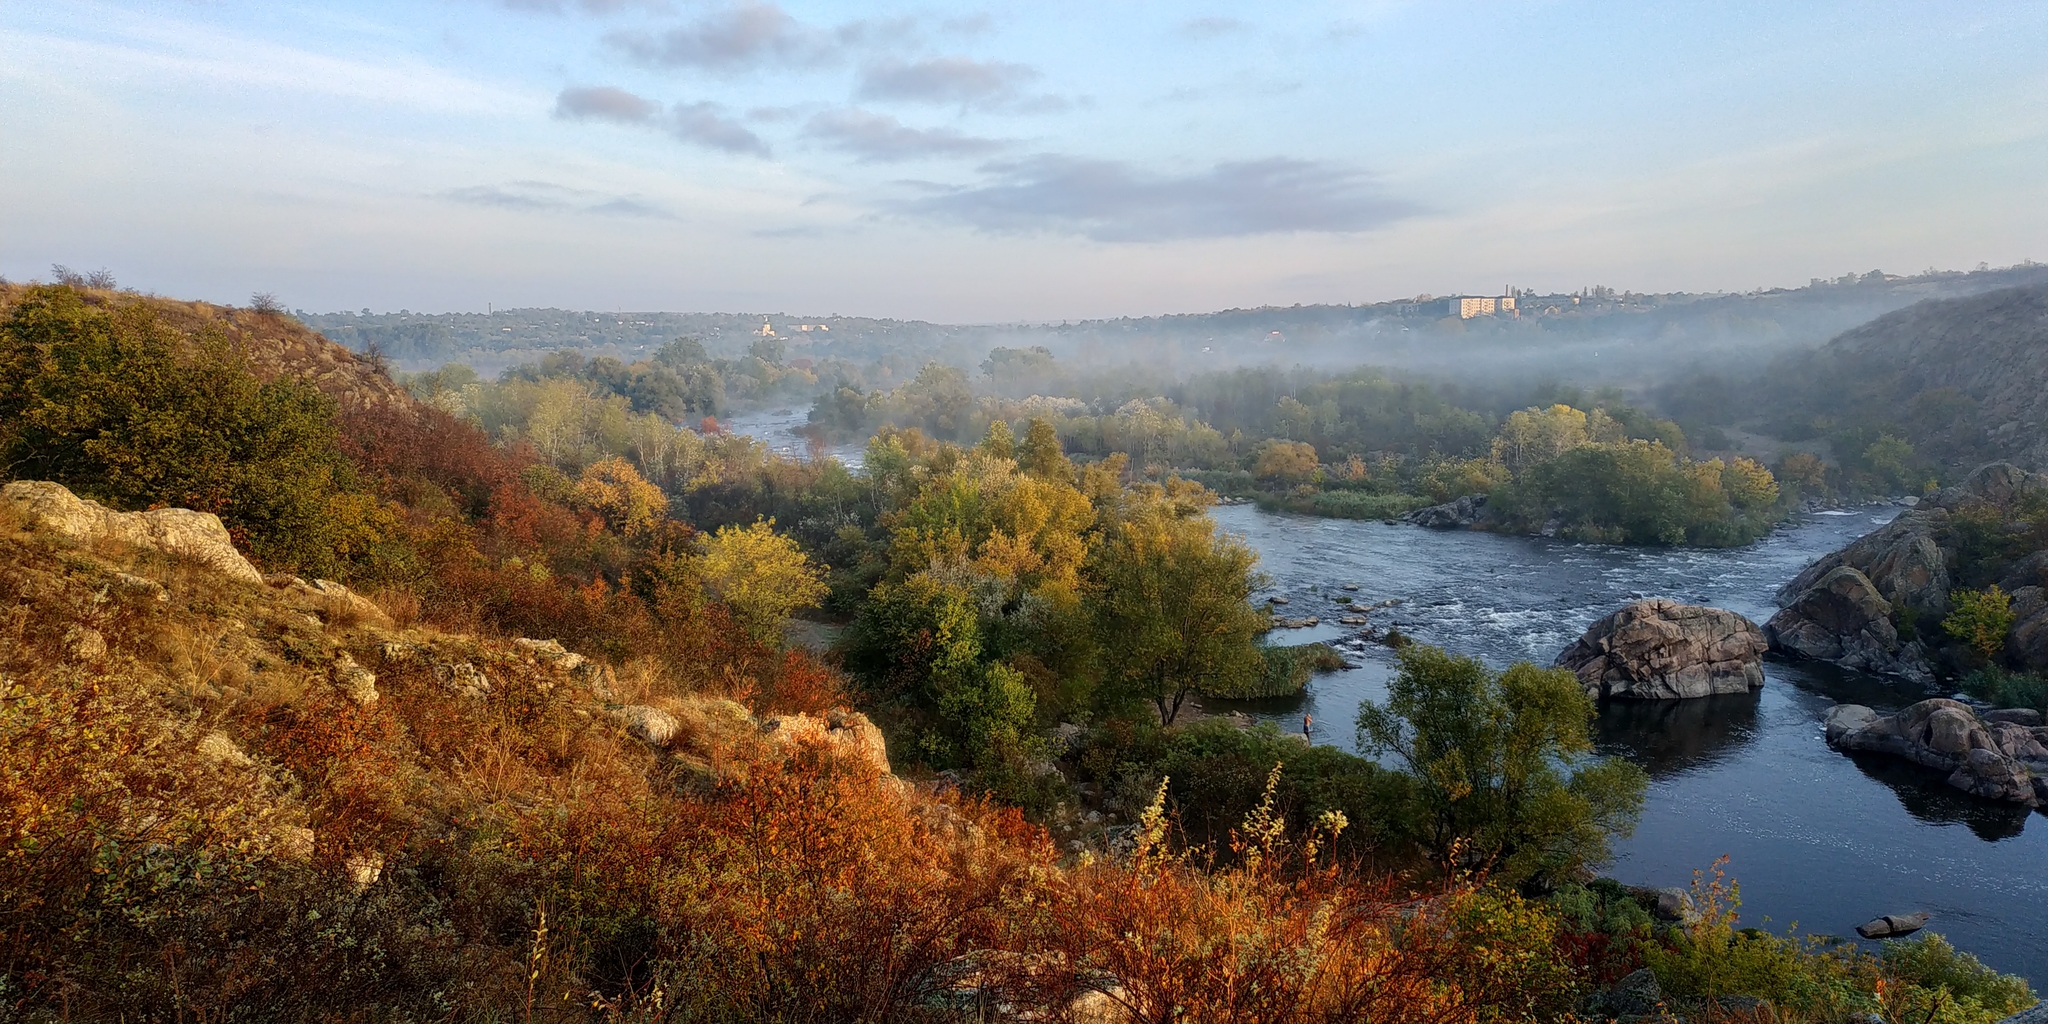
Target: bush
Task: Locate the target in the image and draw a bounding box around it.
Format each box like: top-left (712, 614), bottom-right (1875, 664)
top-left (1205, 642), bottom-right (1346, 699)
top-left (1146, 719), bottom-right (1414, 858)
top-left (1357, 644), bottom-right (1647, 888)
top-left (0, 285), bottom-right (353, 572)
top-left (1253, 489), bottom-right (1432, 519)
top-left (1961, 667), bottom-right (2048, 715)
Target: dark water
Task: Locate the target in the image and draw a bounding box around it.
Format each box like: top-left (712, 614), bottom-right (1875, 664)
top-left (1208, 503), bottom-right (2048, 981)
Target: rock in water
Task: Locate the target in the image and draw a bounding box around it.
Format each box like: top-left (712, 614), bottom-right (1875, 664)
top-left (1856, 912), bottom-right (1929, 939)
top-left (1, 480), bottom-right (262, 583)
top-left (1404, 493), bottom-right (1488, 529)
top-left (1826, 699), bottom-right (2048, 806)
top-left (1556, 599), bottom-right (1767, 700)
top-left (1766, 566), bottom-right (1933, 684)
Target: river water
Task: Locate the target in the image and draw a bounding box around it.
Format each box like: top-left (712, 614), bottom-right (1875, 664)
top-left (724, 409), bottom-right (2046, 979)
top-left (1208, 503), bottom-right (2048, 980)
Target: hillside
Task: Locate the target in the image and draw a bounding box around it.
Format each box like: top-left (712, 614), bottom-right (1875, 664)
top-left (1759, 283), bottom-right (2048, 476)
top-left (0, 282), bottom-right (2037, 1021)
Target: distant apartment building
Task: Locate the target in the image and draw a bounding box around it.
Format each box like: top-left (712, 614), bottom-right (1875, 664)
top-left (1447, 293), bottom-right (1517, 319)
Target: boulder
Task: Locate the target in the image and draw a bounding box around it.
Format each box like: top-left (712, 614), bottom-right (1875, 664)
top-left (761, 708), bottom-right (892, 776)
top-left (615, 704), bottom-right (680, 746)
top-left (1556, 599), bottom-right (1767, 700)
top-left (1770, 464), bottom-right (2048, 677)
top-left (1766, 567), bottom-right (1934, 684)
top-left (1855, 912), bottom-right (1929, 939)
top-left (2007, 602), bottom-right (2048, 672)
top-left (1828, 698), bottom-right (2047, 806)
top-left (289, 577), bottom-right (390, 626)
top-left (1579, 968), bottom-right (1667, 1020)
top-left (332, 653), bottom-right (379, 707)
top-left (1404, 493), bottom-right (1488, 529)
top-left (1984, 708), bottom-right (2045, 727)
top-left (2, 480), bottom-right (262, 583)
top-left (1951, 748), bottom-right (2038, 803)
top-left (1824, 704), bottom-right (1880, 745)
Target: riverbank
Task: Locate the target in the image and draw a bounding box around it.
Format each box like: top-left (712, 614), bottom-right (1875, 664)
top-left (1206, 502), bottom-right (2048, 978)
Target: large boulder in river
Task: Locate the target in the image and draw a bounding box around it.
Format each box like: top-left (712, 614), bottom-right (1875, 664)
top-left (1, 480), bottom-right (262, 583)
top-left (1404, 493), bottom-right (1488, 529)
top-left (1766, 566), bottom-right (1934, 684)
top-left (1556, 599), bottom-right (1767, 700)
top-left (1826, 698), bottom-right (2048, 806)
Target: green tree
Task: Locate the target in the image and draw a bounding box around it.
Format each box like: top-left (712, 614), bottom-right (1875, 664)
top-left (1019, 417), bottom-right (1073, 480)
top-left (1356, 644), bottom-right (1646, 888)
top-left (979, 419), bottom-right (1017, 461)
top-left (1088, 511), bottom-right (1266, 724)
top-left (1864, 434), bottom-right (1919, 493)
top-left (0, 285), bottom-right (349, 572)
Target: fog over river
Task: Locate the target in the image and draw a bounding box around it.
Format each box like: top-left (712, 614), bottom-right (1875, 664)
top-left (725, 411), bottom-right (2046, 980)
top-left (1210, 503), bottom-right (2047, 980)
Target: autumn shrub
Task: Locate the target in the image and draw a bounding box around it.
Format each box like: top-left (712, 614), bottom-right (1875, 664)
top-left (1048, 770), bottom-right (1586, 1024)
top-left (1944, 585), bottom-right (2016, 665)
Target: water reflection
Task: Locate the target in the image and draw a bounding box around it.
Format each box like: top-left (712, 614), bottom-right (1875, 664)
top-left (1595, 690), bottom-right (1761, 777)
top-left (1844, 753), bottom-right (2036, 842)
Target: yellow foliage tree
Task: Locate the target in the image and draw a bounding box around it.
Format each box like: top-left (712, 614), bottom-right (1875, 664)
top-left (576, 456), bottom-right (669, 536)
top-left (1492, 404), bottom-right (1590, 474)
top-left (1252, 440), bottom-right (1320, 486)
top-left (1722, 456), bottom-right (1781, 513)
top-left (700, 519), bottom-right (829, 643)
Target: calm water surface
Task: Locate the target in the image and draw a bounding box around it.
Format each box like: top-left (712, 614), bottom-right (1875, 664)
top-left (1209, 503), bottom-right (2048, 980)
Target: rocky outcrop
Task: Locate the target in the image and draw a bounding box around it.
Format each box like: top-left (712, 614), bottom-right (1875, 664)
top-left (1766, 566), bottom-right (1934, 684)
top-left (2, 480), bottom-right (262, 582)
top-left (761, 708), bottom-right (892, 776)
top-left (1404, 493), bottom-right (1488, 529)
top-left (1770, 463), bottom-right (2048, 680)
top-left (1556, 599), bottom-right (1767, 700)
top-left (1826, 699), bottom-right (2048, 806)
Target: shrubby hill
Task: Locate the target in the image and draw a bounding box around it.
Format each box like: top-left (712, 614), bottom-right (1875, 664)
top-left (1761, 283), bottom-right (2048, 475)
top-left (0, 283), bottom-right (2036, 1020)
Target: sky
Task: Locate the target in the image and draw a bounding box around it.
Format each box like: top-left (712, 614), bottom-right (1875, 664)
top-left (3, 1), bottom-right (2046, 322)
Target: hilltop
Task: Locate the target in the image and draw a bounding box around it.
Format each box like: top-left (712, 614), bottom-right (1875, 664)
top-left (0, 282), bottom-right (410, 414)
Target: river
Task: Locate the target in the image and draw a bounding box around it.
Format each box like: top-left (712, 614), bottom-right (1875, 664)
top-left (1208, 502), bottom-right (2047, 980)
top-left (723, 407), bottom-right (2046, 979)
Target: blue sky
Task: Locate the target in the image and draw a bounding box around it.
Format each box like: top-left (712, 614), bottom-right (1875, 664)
top-left (3, 0), bottom-right (2044, 320)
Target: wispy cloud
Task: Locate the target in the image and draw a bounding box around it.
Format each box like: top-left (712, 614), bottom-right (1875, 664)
top-left (497, 0), bottom-right (667, 14)
top-left (441, 180), bottom-right (678, 218)
top-left (0, 21), bottom-right (521, 116)
top-left (552, 86), bottom-right (769, 155)
top-left (554, 85), bottom-right (659, 123)
top-left (607, 3), bottom-right (830, 72)
top-left (803, 108), bottom-right (1004, 162)
top-left (1181, 16), bottom-right (1251, 39)
top-left (856, 57), bottom-right (1048, 109)
top-left (890, 156), bottom-right (1418, 242)
top-left (671, 101), bottom-right (770, 155)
